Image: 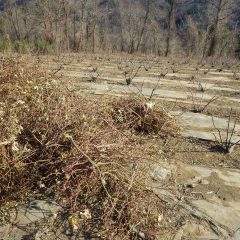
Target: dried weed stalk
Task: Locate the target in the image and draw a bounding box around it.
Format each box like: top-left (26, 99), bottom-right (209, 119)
top-left (212, 108), bottom-right (240, 154)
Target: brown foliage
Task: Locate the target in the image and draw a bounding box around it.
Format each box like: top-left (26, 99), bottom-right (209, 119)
top-left (109, 95), bottom-right (180, 136)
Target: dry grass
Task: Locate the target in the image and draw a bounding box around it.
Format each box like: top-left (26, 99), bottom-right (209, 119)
top-left (109, 95), bottom-right (180, 136)
top-left (0, 56), bottom-right (180, 238)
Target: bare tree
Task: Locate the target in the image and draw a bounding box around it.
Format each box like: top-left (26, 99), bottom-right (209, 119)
top-left (135, 0), bottom-right (152, 52)
top-left (164, 0), bottom-right (176, 56)
top-left (0, 0), bottom-right (239, 57)
top-left (202, 0), bottom-right (234, 58)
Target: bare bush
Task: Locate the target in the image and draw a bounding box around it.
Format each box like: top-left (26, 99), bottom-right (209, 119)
top-left (88, 65), bottom-right (102, 82)
top-left (212, 108), bottom-right (240, 154)
top-left (109, 95), bottom-right (180, 137)
top-left (186, 70), bottom-right (220, 113)
top-left (118, 60), bottom-right (142, 85)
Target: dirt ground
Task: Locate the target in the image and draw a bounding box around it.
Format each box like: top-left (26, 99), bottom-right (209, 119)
top-left (38, 53), bottom-right (240, 118)
top-left (37, 53), bottom-right (240, 169)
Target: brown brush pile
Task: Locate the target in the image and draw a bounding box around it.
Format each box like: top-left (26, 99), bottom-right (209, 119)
top-left (0, 56), bottom-right (180, 238)
top-left (109, 95), bottom-right (180, 136)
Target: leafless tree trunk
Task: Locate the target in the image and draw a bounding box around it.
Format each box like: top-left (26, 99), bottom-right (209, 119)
top-left (5, 1), bottom-right (21, 40)
top-left (165, 0), bottom-right (176, 56)
top-left (202, 0), bottom-right (234, 58)
top-left (203, 0), bottom-right (223, 57)
top-left (136, 0), bottom-right (151, 52)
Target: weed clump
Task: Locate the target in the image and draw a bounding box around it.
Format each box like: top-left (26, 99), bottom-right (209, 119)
top-left (14, 40), bottom-right (32, 53)
top-left (0, 36), bottom-right (12, 52)
top-left (109, 96), bottom-right (180, 136)
top-left (34, 39), bottom-right (55, 54)
top-left (0, 56), bottom-right (179, 238)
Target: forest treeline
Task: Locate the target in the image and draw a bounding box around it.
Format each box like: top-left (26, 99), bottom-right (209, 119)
top-left (0, 0), bottom-right (240, 57)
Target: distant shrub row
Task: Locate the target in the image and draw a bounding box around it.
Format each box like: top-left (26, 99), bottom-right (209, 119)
top-left (0, 37), bottom-right (55, 54)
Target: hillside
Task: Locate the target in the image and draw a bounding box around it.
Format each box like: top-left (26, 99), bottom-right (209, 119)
top-left (0, 0), bottom-right (239, 56)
